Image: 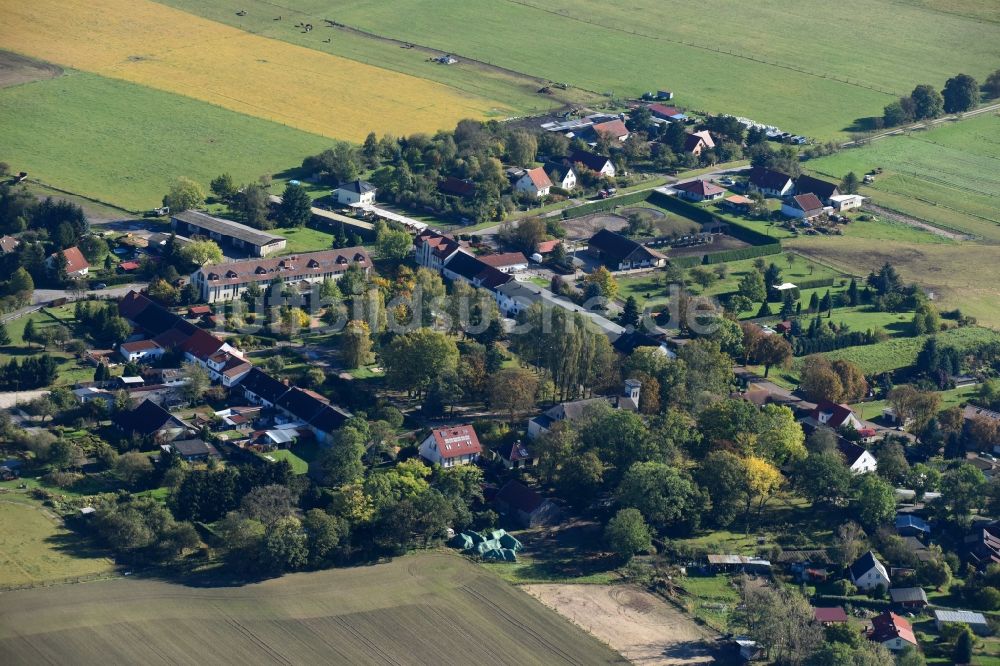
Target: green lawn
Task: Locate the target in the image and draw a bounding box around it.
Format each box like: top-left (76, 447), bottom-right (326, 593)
top-left (0, 70), bottom-right (328, 211)
top-left (825, 325), bottom-right (1000, 374)
top-left (0, 309), bottom-right (96, 387)
top-left (0, 495), bottom-right (116, 587)
top-left (616, 251), bottom-right (848, 313)
top-left (836, 217), bottom-right (954, 245)
top-left (259, 440), bottom-right (323, 475)
top-left (277, 226), bottom-right (339, 255)
top-left (804, 114), bottom-right (1000, 240)
top-left (852, 383), bottom-right (981, 421)
top-left (163, 0), bottom-right (999, 140)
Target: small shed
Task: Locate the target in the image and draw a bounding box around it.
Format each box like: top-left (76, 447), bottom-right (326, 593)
top-left (889, 587), bottom-right (929, 609)
top-left (813, 607), bottom-right (849, 624)
top-left (934, 609), bottom-right (990, 635)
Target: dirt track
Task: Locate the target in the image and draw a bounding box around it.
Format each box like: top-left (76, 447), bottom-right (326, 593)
top-left (524, 584), bottom-right (715, 665)
top-left (0, 51), bottom-right (62, 88)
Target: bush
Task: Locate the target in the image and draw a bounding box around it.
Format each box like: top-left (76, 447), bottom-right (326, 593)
top-left (832, 579), bottom-right (857, 596)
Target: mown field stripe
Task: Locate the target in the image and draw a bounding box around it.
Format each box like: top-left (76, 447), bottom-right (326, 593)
top-left (0, 70), bottom-right (330, 210)
top-left (0, 0), bottom-right (510, 141)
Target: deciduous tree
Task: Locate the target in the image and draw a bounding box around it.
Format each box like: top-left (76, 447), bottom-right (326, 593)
top-left (604, 508), bottom-right (652, 560)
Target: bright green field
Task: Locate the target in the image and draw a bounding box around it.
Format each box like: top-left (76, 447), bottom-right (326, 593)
top-left (805, 114), bottom-right (1000, 240)
top-left (0, 71), bottom-right (328, 211)
top-left (162, 0), bottom-right (1000, 139)
top-left (824, 325), bottom-right (1000, 374)
top-left (277, 226), bottom-right (339, 255)
top-left (0, 497), bottom-right (115, 587)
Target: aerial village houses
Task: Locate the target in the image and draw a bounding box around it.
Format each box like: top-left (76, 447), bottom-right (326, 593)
top-left (849, 551), bottom-right (891, 591)
top-left (514, 167), bottom-right (553, 198)
top-left (838, 440), bottom-right (879, 474)
top-left (494, 480), bottom-right (562, 527)
top-left (414, 229), bottom-right (464, 272)
top-left (683, 130), bottom-right (715, 156)
top-left (528, 380), bottom-right (641, 439)
top-left (439, 250), bottom-right (513, 291)
top-left (674, 179), bottom-right (725, 202)
top-left (933, 609), bottom-right (990, 635)
top-left (829, 194), bottom-right (865, 212)
top-left (477, 252), bottom-right (529, 273)
top-left (0, 235), bottom-right (21, 254)
top-left (190, 247), bottom-right (372, 303)
top-left (748, 167), bottom-right (795, 198)
top-left (868, 612), bottom-right (918, 652)
top-left (545, 164), bottom-right (577, 190)
top-left (587, 229), bottom-right (667, 271)
top-left (589, 118), bottom-right (630, 143)
top-left (811, 401), bottom-right (865, 431)
top-left (113, 398), bottom-right (191, 443)
top-left (47, 246), bottom-right (90, 277)
top-left (334, 180), bottom-right (377, 206)
top-left (813, 607), bottom-right (849, 625)
top-left (493, 280), bottom-right (624, 340)
top-left (172, 210), bottom-right (287, 257)
top-left (567, 149), bottom-right (616, 178)
top-left (647, 103), bottom-right (687, 122)
top-left (889, 587), bottom-right (929, 610)
top-left (118, 339), bottom-right (166, 363)
top-left (782, 193), bottom-right (826, 220)
top-left (794, 174), bottom-right (840, 205)
top-left (418, 425), bottom-right (483, 467)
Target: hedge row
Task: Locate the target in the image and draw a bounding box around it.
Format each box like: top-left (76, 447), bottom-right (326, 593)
top-left (670, 255), bottom-right (702, 268)
top-left (702, 243), bottom-right (782, 264)
top-left (646, 190), bottom-right (778, 247)
top-left (561, 190), bottom-right (651, 220)
top-left (793, 277), bottom-right (837, 290)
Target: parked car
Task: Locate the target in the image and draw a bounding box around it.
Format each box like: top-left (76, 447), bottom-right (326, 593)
top-left (93, 283), bottom-right (107, 290)
top-left (719, 177), bottom-right (735, 186)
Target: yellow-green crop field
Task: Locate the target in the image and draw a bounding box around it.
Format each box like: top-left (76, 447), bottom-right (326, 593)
top-left (0, 0), bottom-right (510, 141)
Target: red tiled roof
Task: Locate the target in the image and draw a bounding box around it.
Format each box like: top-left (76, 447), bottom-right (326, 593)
top-left (478, 252), bottom-right (528, 268)
top-left (51, 246), bottom-right (90, 273)
top-left (119, 290), bottom-right (154, 321)
top-left (179, 328), bottom-right (226, 360)
top-left (870, 612), bottom-right (916, 646)
top-left (430, 425), bottom-right (482, 459)
top-left (792, 193), bottom-right (825, 214)
top-left (524, 167), bottom-right (553, 190)
top-left (536, 240), bottom-right (561, 254)
top-left (674, 179), bottom-right (724, 196)
top-left (416, 230), bottom-right (463, 259)
top-left (188, 305), bottom-right (212, 316)
top-left (592, 119), bottom-right (629, 139)
top-left (725, 195), bottom-right (753, 205)
top-left (120, 339), bottom-right (161, 353)
top-left (648, 104), bottom-right (683, 118)
top-left (118, 261), bottom-right (140, 271)
top-left (221, 357), bottom-right (252, 379)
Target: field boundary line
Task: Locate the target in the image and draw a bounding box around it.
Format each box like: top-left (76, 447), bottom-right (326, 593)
top-left (498, 0), bottom-right (902, 98)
